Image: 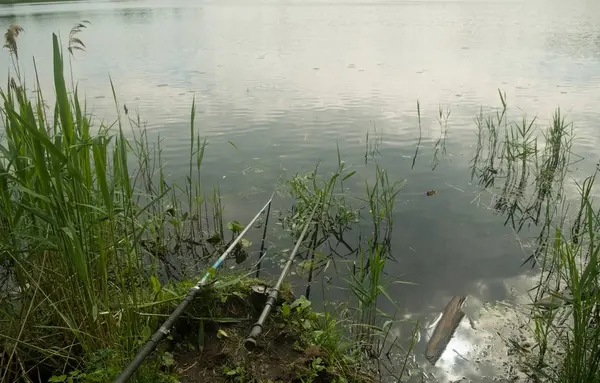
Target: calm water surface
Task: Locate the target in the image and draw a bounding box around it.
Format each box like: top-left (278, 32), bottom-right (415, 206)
top-left (1, 0), bottom-right (600, 380)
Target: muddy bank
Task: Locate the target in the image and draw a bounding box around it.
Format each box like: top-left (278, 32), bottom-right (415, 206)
top-left (153, 276), bottom-right (376, 383)
top-left (175, 321), bottom-right (331, 382)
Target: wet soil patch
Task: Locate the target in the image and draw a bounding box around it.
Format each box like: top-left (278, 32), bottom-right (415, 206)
top-left (165, 279), bottom-right (336, 382)
top-left (173, 321), bottom-right (332, 383)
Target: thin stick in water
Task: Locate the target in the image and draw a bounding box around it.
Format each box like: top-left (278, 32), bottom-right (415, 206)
top-left (411, 101), bottom-right (422, 171)
top-left (255, 195), bottom-right (273, 278)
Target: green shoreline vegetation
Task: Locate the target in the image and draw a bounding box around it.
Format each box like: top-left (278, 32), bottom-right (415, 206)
top-left (0, 23), bottom-right (405, 383)
top-left (1, 22), bottom-right (600, 383)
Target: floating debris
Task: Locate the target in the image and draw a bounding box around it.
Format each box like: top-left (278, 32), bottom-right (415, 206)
top-left (425, 296), bottom-right (467, 365)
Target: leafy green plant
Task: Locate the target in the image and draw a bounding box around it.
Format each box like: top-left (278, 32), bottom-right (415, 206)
top-left (279, 296), bottom-right (372, 383)
top-left (223, 365), bottom-right (252, 383)
top-left (279, 153), bottom-right (410, 380)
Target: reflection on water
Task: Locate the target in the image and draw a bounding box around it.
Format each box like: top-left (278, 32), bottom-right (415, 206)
top-left (411, 274), bottom-right (538, 383)
top-left (2, 0), bottom-right (600, 381)
top-left (469, 99), bottom-right (577, 265)
top-left (403, 99), bottom-right (582, 381)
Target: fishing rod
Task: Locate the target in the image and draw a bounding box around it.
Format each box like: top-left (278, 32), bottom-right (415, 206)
top-left (115, 193), bottom-right (274, 383)
top-left (244, 200), bottom-right (319, 350)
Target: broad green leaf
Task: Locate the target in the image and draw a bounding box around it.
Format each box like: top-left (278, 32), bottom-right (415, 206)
top-left (142, 326), bottom-right (151, 340)
top-left (240, 238), bottom-right (252, 248)
top-left (227, 220), bottom-right (245, 233)
top-left (150, 275), bottom-right (161, 294)
top-left (52, 34), bottom-right (74, 145)
top-left (217, 329), bottom-right (229, 339)
top-left (161, 352), bottom-right (174, 367)
top-left (342, 170), bottom-right (356, 181)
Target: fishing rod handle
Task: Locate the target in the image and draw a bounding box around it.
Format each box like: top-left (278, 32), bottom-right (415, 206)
top-left (244, 294), bottom-right (277, 350)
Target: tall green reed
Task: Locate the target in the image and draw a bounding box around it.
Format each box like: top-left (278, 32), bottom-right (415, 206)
top-left (364, 122), bottom-right (382, 164)
top-left (0, 33), bottom-right (140, 380)
top-left (431, 105), bottom-right (450, 171)
top-left (524, 172), bottom-right (600, 382)
top-left (0, 28), bottom-right (225, 381)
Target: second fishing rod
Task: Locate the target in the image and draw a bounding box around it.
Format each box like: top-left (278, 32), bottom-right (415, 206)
top-left (244, 198), bottom-right (320, 349)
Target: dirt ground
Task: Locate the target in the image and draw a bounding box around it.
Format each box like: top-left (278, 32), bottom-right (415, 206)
top-left (172, 319), bottom-right (331, 383)
top-left (164, 280), bottom-right (336, 383)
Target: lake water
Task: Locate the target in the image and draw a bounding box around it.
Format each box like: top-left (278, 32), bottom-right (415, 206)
top-left (1, 0), bottom-right (600, 381)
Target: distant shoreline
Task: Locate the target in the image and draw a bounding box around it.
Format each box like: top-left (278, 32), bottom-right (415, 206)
top-left (0, 0), bottom-right (78, 4)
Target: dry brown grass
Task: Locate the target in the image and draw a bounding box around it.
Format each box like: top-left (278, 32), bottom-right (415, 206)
top-left (3, 24), bottom-right (23, 59)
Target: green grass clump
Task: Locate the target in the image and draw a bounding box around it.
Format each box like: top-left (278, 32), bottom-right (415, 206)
top-left (0, 31), bottom-right (170, 381)
top-left (0, 26), bottom-right (231, 382)
top-left (520, 172), bottom-right (600, 383)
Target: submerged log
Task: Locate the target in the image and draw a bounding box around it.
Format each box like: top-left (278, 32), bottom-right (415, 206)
top-left (425, 295), bottom-right (467, 365)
